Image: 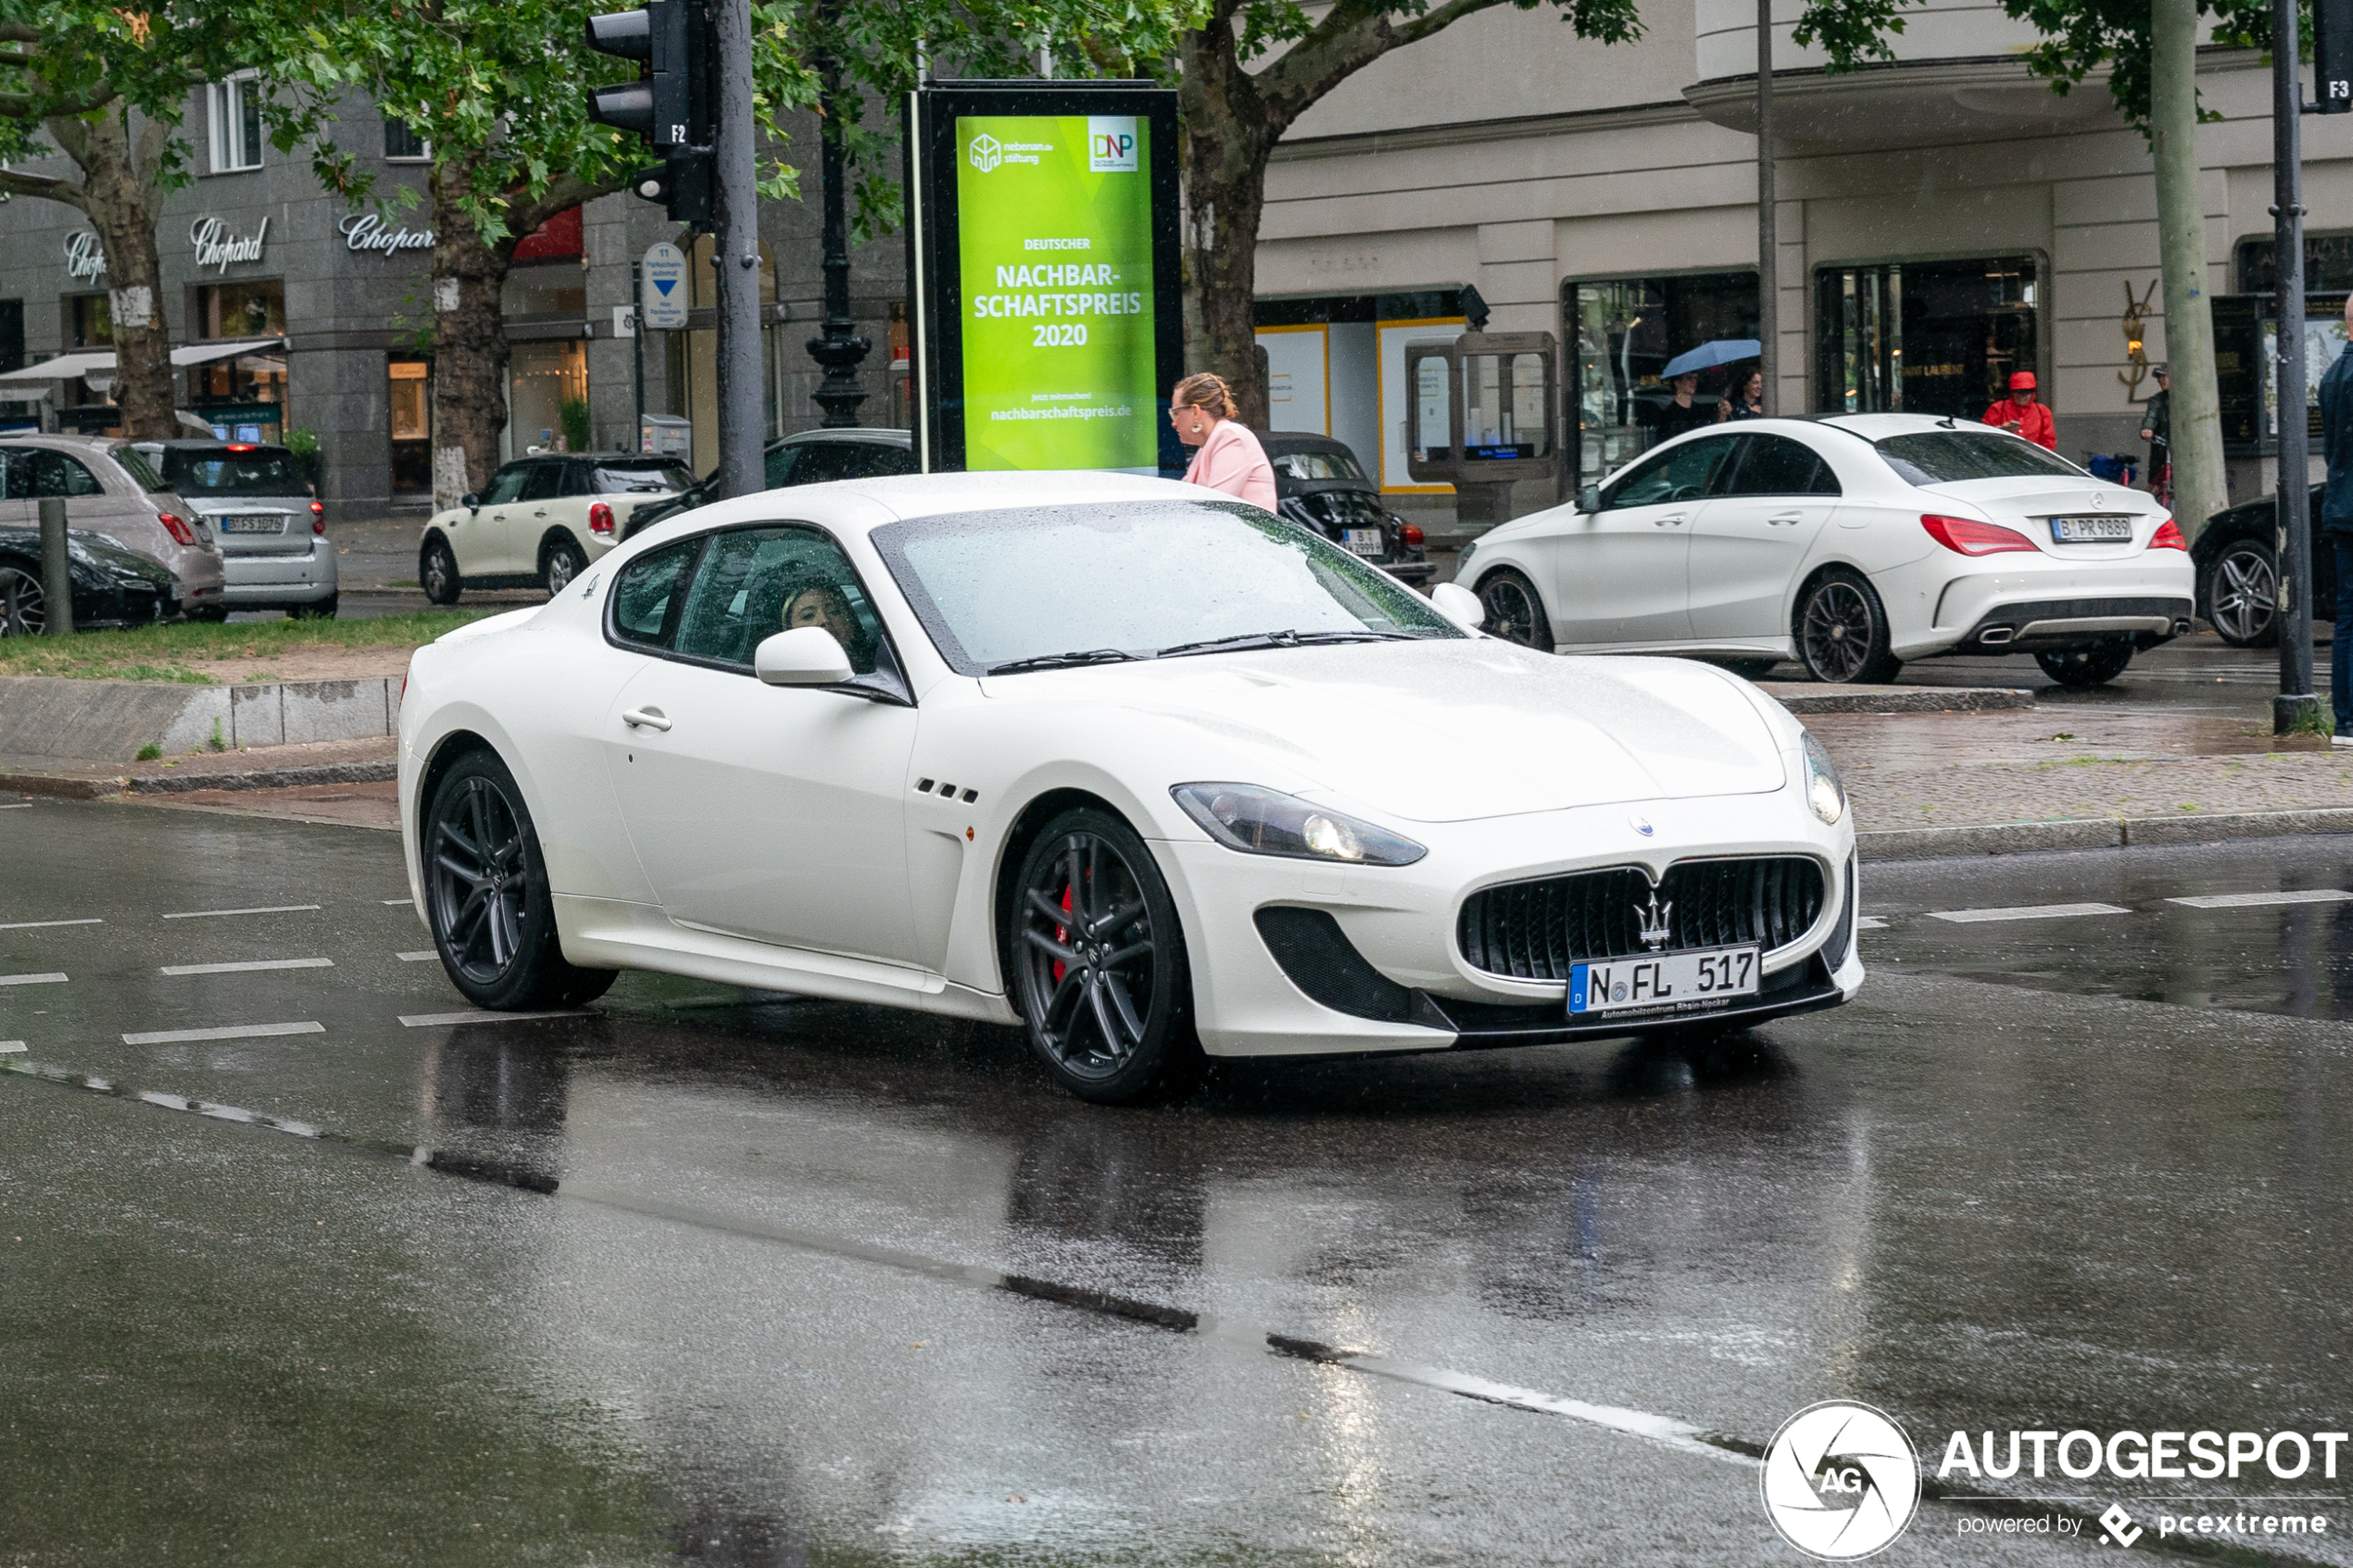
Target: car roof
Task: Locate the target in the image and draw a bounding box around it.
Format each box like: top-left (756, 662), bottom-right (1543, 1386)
top-left (139, 438), bottom-right (295, 452)
top-left (779, 427), bottom-right (913, 449)
top-left (511, 451), bottom-right (680, 465)
top-left (677, 468), bottom-right (1197, 534)
top-left (1260, 431), bottom-right (1353, 455)
top-left (1814, 412), bottom-right (2003, 439)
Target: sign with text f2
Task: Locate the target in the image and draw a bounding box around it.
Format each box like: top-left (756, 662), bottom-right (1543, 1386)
top-left (639, 242), bottom-right (688, 330)
top-left (906, 82), bottom-right (1183, 474)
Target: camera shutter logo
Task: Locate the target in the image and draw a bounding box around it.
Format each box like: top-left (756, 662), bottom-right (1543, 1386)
top-left (967, 133), bottom-right (1001, 174)
top-left (1761, 1401), bottom-right (1920, 1559)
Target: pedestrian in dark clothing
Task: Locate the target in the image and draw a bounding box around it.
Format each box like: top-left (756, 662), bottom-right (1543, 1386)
top-left (2318, 299), bottom-right (2353, 739)
top-left (1648, 370), bottom-right (1714, 443)
top-left (1717, 367), bottom-right (1765, 422)
top-left (2138, 365), bottom-right (2170, 495)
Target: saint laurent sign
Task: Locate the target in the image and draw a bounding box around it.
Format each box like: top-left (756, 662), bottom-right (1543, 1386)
top-left (339, 211), bottom-right (434, 257)
top-left (189, 215), bottom-right (269, 271)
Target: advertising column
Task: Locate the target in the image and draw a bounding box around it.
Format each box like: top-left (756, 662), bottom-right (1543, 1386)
top-left (907, 83), bottom-right (1183, 474)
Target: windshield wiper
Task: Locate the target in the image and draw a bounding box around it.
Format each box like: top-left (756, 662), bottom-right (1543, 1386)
top-left (985, 648), bottom-right (1141, 675)
top-left (1154, 628), bottom-right (1412, 659)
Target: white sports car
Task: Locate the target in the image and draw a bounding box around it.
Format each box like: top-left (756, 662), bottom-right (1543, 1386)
top-left (397, 471), bottom-right (1862, 1101)
top-left (1458, 413), bottom-right (2195, 687)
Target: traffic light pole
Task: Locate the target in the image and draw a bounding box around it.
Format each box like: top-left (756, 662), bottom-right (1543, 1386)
top-left (710, 0), bottom-right (763, 499)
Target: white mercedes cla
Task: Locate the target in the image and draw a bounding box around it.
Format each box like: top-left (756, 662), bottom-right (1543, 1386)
top-left (397, 470), bottom-right (1862, 1101)
top-left (1458, 413), bottom-right (2194, 687)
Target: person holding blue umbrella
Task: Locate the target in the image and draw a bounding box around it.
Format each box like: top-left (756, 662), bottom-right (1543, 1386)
top-left (1653, 338), bottom-right (1761, 438)
top-left (1648, 370), bottom-right (1713, 442)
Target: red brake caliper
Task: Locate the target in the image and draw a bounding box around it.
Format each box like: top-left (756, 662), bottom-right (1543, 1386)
top-left (1051, 884), bottom-right (1074, 986)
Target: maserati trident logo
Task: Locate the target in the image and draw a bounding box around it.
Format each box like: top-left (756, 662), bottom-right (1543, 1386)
top-left (1636, 891), bottom-right (1674, 951)
top-left (1629, 813), bottom-right (1654, 837)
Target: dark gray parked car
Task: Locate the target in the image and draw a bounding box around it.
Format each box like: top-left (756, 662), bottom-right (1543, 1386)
top-left (1262, 432), bottom-right (1431, 586)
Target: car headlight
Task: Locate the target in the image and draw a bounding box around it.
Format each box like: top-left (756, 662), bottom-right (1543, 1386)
top-left (1801, 732), bottom-right (1845, 825)
top-left (1171, 783), bottom-right (1427, 866)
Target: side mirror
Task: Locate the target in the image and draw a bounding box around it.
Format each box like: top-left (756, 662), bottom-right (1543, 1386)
top-left (754, 625), bottom-right (854, 686)
top-left (460, 493), bottom-right (480, 512)
top-left (1578, 483), bottom-right (1603, 514)
top-left (1430, 581), bottom-right (1484, 633)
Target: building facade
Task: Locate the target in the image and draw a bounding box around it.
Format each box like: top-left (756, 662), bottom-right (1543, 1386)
top-left (0, 93), bottom-right (907, 516)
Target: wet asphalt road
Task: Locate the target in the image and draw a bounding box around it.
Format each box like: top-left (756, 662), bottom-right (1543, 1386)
top-left (6, 802), bottom-right (2353, 1565)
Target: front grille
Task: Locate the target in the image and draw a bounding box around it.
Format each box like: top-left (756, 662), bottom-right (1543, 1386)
top-left (1457, 857), bottom-right (1827, 982)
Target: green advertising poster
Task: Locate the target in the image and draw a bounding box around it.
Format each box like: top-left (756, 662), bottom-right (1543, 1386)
top-left (955, 114), bottom-right (1158, 471)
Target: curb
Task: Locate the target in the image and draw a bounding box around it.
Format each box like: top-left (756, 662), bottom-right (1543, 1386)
top-left (125, 759), bottom-right (398, 796)
top-left (1763, 685), bottom-right (2035, 714)
top-left (0, 770), bottom-right (122, 800)
top-left (1860, 807), bottom-right (2353, 860)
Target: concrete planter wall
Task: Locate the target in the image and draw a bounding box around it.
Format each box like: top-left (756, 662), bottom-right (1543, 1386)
top-left (0, 675), bottom-right (400, 763)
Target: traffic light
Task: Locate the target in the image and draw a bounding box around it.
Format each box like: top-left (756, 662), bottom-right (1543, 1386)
top-left (2320, 0), bottom-right (2353, 115)
top-left (586, 0), bottom-right (716, 221)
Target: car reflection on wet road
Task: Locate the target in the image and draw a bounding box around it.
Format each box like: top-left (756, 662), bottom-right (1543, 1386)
top-left (5, 800), bottom-right (2353, 1564)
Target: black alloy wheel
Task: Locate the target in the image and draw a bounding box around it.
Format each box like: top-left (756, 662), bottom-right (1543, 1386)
top-left (0, 565), bottom-right (45, 635)
top-left (1009, 808), bottom-right (1202, 1103)
top-left (2206, 540), bottom-right (2279, 647)
top-left (542, 537), bottom-right (587, 596)
top-left (423, 748), bottom-right (615, 1010)
top-left (2035, 646), bottom-right (2135, 688)
top-left (1794, 568), bottom-right (1902, 684)
top-left (421, 535), bottom-right (462, 606)
top-left (1477, 568), bottom-right (1550, 650)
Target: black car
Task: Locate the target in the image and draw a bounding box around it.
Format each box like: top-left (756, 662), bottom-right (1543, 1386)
top-left (622, 428), bottom-right (918, 540)
top-left (2192, 483), bottom-right (2324, 646)
top-left (0, 524), bottom-right (179, 634)
top-left (1261, 432), bottom-right (1432, 586)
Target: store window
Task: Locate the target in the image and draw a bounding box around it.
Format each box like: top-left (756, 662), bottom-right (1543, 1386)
top-left (384, 115), bottom-right (429, 162)
top-left (389, 357), bottom-right (432, 495)
top-left (1814, 257), bottom-right (2039, 420)
top-left (510, 340), bottom-right (587, 455)
top-left (194, 279), bottom-right (284, 340)
top-left (208, 72), bottom-right (265, 173)
top-left (69, 293), bottom-right (111, 348)
top-left (2235, 232), bottom-right (2353, 294)
top-left (1564, 272), bottom-right (1757, 487)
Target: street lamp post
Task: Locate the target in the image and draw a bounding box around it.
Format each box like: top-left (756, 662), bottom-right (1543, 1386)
top-left (1755, 0), bottom-right (1777, 416)
top-left (807, 11), bottom-right (870, 428)
top-left (2275, 0), bottom-right (2321, 733)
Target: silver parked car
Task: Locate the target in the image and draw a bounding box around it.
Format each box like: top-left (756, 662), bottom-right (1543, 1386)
top-left (131, 440), bottom-right (336, 619)
top-left (0, 436), bottom-right (223, 617)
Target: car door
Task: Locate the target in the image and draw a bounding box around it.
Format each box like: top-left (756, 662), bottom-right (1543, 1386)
top-left (1552, 433), bottom-right (1739, 646)
top-left (458, 463), bottom-right (533, 576)
top-left (0, 450), bottom-right (29, 528)
top-left (504, 460), bottom-right (569, 573)
top-left (601, 522), bottom-right (922, 966)
top-left (1685, 433), bottom-right (1843, 641)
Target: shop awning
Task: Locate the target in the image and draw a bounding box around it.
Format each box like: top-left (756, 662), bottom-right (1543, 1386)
top-left (0, 336), bottom-right (288, 383)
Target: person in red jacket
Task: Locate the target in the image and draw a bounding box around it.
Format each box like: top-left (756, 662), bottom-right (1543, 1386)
top-left (1981, 370), bottom-right (2057, 450)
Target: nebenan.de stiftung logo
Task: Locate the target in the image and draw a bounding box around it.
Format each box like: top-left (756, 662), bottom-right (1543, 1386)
top-left (967, 133), bottom-right (1000, 173)
top-left (1763, 1401), bottom-right (1922, 1559)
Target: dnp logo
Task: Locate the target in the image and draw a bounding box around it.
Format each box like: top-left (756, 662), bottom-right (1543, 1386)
top-left (967, 133), bottom-right (1001, 173)
top-left (1761, 1401), bottom-right (1921, 1559)
top-left (1088, 116), bottom-right (1138, 173)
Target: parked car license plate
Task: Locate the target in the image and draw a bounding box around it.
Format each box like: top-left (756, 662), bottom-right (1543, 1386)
top-left (220, 514), bottom-right (284, 534)
top-left (1340, 527), bottom-right (1383, 557)
top-left (1568, 946), bottom-right (1759, 1017)
top-left (2049, 515), bottom-right (2134, 543)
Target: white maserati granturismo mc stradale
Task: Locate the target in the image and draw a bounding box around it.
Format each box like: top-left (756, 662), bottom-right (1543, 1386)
top-left (398, 471), bottom-right (1863, 1101)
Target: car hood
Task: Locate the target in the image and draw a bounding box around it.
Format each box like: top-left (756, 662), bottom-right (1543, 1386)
top-left (982, 641), bottom-right (1788, 822)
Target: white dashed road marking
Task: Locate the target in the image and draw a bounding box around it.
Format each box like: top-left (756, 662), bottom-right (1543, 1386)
top-left (395, 951), bottom-right (437, 962)
top-left (159, 958), bottom-right (335, 976)
top-left (383, 898), bottom-right (413, 907)
top-left (1856, 916), bottom-right (1888, 930)
top-left (2167, 889), bottom-right (2353, 909)
top-left (1926, 903), bottom-right (2131, 924)
top-left (0, 1041), bottom-right (24, 1054)
top-left (0, 802), bottom-right (31, 809)
top-left (161, 905), bottom-right (322, 921)
top-left (398, 1010), bottom-right (590, 1028)
top-left (121, 1022), bottom-right (326, 1046)
top-left (0, 918), bottom-right (101, 931)
top-left (0, 972), bottom-right (67, 986)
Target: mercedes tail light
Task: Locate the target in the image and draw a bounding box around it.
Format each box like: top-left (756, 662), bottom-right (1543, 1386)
top-left (1399, 523), bottom-right (1426, 547)
top-left (157, 511), bottom-right (198, 546)
top-left (1920, 513), bottom-right (2036, 556)
top-left (2150, 518), bottom-right (2187, 550)
top-left (589, 501), bottom-right (616, 536)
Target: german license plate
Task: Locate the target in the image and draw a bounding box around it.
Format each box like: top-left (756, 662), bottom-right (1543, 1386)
top-left (220, 514), bottom-right (283, 534)
top-left (1568, 946), bottom-right (1759, 1018)
top-left (2049, 515), bottom-right (2134, 543)
top-left (1341, 527), bottom-right (1383, 558)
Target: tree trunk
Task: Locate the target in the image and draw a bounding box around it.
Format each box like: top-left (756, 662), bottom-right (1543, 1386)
top-left (53, 107), bottom-right (177, 440)
top-left (427, 162), bottom-right (515, 512)
top-left (1177, 31), bottom-right (1275, 429)
top-left (2150, 0), bottom-right (2225, 539)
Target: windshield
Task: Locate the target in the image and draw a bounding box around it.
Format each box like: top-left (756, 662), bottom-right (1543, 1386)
top-left (165, 448), bottom-right (308, 495)
top-left (871, 500), bottom-right (1461, 675)
top-left (593, 462), bottom-right (689, 495)
top-left (1270, 448), bottom-right (1367, 483)
top-left (1873, 430), bottom-right (2084, 484)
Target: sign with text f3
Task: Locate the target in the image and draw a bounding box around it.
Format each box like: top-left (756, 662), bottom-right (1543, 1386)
top-left (639, 242), bottom-right (688, 330)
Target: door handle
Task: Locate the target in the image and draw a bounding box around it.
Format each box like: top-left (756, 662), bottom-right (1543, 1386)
top-left (622, 707), bottom-right (671, 731)
top-left (1655, 513), bottom-right (1686, 528)
top-left (1768, 511), bottom-right (1803, 526)
top-left (533, 508), bottom-right (548, 517)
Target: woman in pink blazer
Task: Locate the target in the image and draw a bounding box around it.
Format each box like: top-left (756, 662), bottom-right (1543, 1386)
top-left (1171, 372), bottom-right (1277, 511)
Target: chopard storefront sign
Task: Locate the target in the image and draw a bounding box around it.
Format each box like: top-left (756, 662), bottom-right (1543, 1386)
top-left (190, 215), bottom-right (269, 271)
top-left (339, 211), bottom-right (434, 257)
top-left (63, 232), bottom-right (107, 282)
